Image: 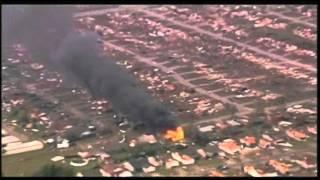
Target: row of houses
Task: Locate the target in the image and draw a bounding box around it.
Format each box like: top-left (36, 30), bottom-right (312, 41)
top-left (2, 129), bottom-right (44, 156)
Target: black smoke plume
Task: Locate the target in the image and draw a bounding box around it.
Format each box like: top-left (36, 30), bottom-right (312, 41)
top-left (2, 5), bottom-right (75, 61)
top-left (2, 5), bottom-right (177, 132)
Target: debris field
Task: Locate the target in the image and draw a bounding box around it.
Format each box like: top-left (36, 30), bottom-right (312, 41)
top-left (2, 5), bottom-right (317, 177)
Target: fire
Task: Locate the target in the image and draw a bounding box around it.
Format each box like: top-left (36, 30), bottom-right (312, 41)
top-left (164, 126), bottom-right (185, 142)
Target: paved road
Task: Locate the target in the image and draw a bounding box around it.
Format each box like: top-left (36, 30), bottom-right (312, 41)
top-left (22, 83), bottom-right (90, 121)
top-left (74, 6), bottom-right (316, 125)
top-left (264, 98), bottom-right (317, 113)
top-left (138, 9), bottom-right (316, 73)
top-left (74, 7), bottom-right (316, 73)
top-left (266, 11), bottom-right (316, 28)
top-left (103, 41), bottom-right (253, 115)
top-left (74, 5), bottom-right (148, 18)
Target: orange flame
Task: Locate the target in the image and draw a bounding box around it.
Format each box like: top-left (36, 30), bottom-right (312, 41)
top-left (164, 126), bottom-right (185, 142)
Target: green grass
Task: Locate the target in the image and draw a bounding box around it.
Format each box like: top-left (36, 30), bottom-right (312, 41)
top-left (66, 157), bottom-right (101, 172)
top-left (33, 164), bottom-right (75, 177)
top-left (81, 168), bottom-right (101, 177)
top-left (290, 137), bottom-right (317, 151)
top-left (109, 143), bottom-right (172, 163)
top-left (6, 122), bottom-right (44, 141)
top-left (2, 146), bottom-right (100, 177)
top-left (196, 158), bottom-right (223, 167)
top-left (3, 140), bottom-right (188, 176)
top-left (3, 147), bottom-right (60, 176)
top-left (156, 166), bottom-right (171, 176)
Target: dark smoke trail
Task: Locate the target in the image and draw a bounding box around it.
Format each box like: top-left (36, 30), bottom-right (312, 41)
top-left (2, 5), bottom-right (75, 61)
top-left (55, 32), bottom-right (177, 131)
top-left (2, 5), bottom-right (177, 132)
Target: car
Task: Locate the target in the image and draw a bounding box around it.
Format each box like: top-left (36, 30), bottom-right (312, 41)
top-left (80, 131), bottom-right (95, 138)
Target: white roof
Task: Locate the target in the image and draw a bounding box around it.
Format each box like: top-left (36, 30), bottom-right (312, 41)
top-left (2, 136), bottom-right (20, 145)
top-left (2, 129), bottom-right (8, 135)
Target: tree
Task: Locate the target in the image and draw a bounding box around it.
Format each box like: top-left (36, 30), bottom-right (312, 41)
top-left (17, 110), bottom-right (30, 125)
top-left (189, 127), bottom-right (211, 146)
top-left (33, 164), bottom-right (75, 177)
top-left (9, 108), bottom-right (30, 125)
top-left (64, 128), bottom-right (82, 142)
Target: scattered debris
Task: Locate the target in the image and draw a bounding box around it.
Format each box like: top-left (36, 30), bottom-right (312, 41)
top-left (286, 129), bottom-right (309, 141)
top-left (138, 134), bottom-right (157, 144)
top-left (113, 167), bottom-right (124, 173)
top-left (261, 93), bottom-right (281, 101)
top-left (123, 162), bottom-right (135, 172)
top-left (118, 135), bottom-right (126, 144)
top-left (240, 146), bottom-right (260, 156)
top-left (258, 138), bottom-right (272, 149)
top-left (244, 165), bottom-right (278, 177)
top-left (31, 129), bottom-right (39, 132)
top-left (165, 158), bottom-right (180, 169)
top-left (269, 160), bottom-right (292, 174)
top-left (286, 106), bottom-right (316, 114)
top-left (142, 165), bottom-right (156, 173)
top-left (99, 169), bottom-right (112, 177)
top-left (147, 156), bottom-right (162, 167)
top-left (198, 125), bottom-right (215, 132)
top-left (30, 63), bottom-right (44, 70)
top-left (240, 136), bottom-right (256, 146)
top-left (208, 170), bottom-right (225, 177)
top-left (64, 125), bottom-right (73, 129)
top-left (276, 142), bottom-right (293, 147)
top-left (196, 149), bottom-right (207, 158)
top-left (218, 139), bottom-right (241, 155)
top-left (2, 129), bottom-right (8, 136)
top-left (292, 159), bottom-right (316, 169)
top-left (307, 126), bottom-right (317, 135)
top-left (80, 131), bottom-right (95, 138)
top-left (171, 152), bottom-right (195, 165)
top-left (78, 152), bottom-right (92, 159)
top-left (226, 120), bottom-right (241, 126)
top-left (129, 139), bottom-right (137, 147)
top-left (26, 123), bottom-right (33, 129)
top-left (97, 153), bottom-right (110, 160)
top-left (278, 121), bottom-right (292, 127)
top-left (215, 122), bottom-right (229, 129)
top-left (262, 134), bottom-right (273, 141)
top-left (2, 5), bottom-right (317, 177)
top-left (51, 156), bottom-right (65, 162)
top-left (118, 171), bottom-right (133, 177)
top-left (76, 172), bottom-right (84, 177)
top-left (57, 139), bottom-right (70, 149)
